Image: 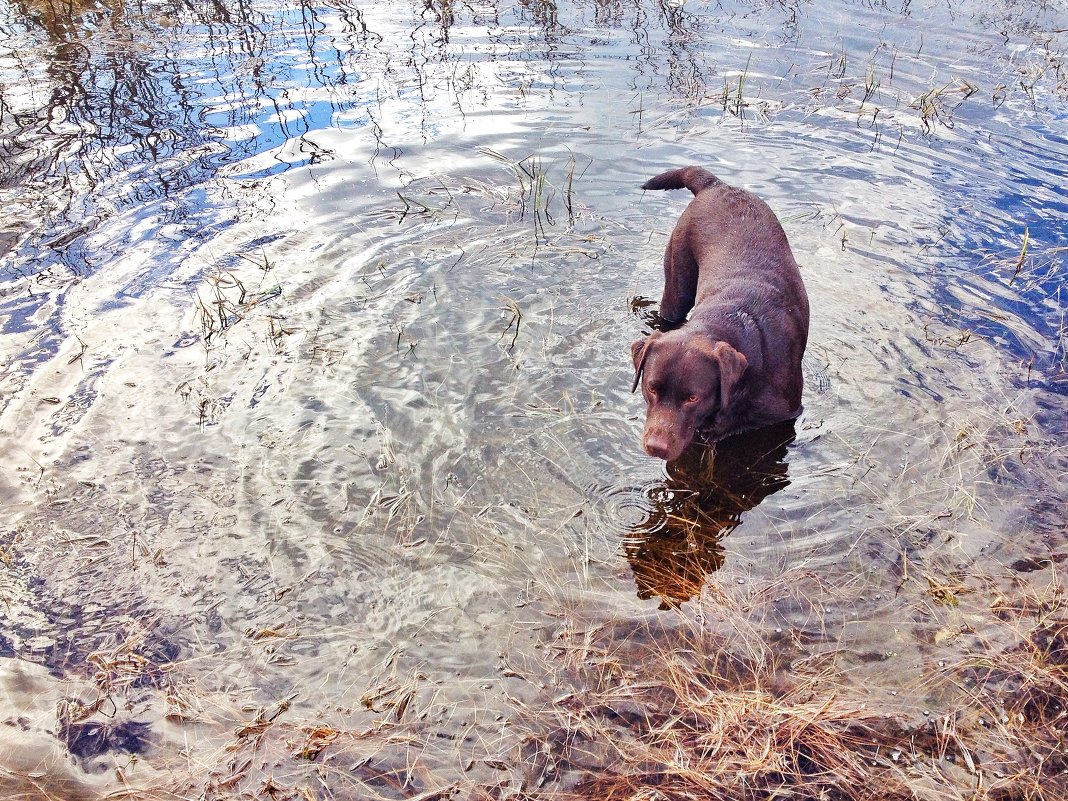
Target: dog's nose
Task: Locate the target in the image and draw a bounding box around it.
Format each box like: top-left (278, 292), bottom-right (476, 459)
top-left (643, 433), bottom-right (676, 460)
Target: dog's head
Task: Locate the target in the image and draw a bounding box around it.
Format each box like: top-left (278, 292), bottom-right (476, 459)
top-left (631, 330), bottom-right (748, 461)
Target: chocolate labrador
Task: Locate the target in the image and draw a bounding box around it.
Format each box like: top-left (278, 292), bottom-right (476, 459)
top-left (631, 166), bottom-right (809, 461)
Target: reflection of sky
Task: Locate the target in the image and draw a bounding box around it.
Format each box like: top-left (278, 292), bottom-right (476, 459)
top-left (900, 114), bottom-right (1068, 377)
top-left (0, 0), bottom-right (1066, 376)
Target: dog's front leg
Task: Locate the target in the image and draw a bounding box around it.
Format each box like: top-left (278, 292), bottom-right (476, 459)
top-left (659, 229), bottom-right (698, 323)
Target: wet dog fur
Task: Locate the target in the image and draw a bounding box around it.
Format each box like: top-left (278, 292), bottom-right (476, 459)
top-left (632, 166), bottom-right (809, 461)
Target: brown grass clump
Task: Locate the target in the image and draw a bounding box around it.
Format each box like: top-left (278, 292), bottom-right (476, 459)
top-left (526, 657), bottom-right (894, 800)
top-left (510, 609), bottom-right (910, 801)
top-left (941, 584), bottom-right (1068, 799)
top-left (510, 575), bottom-right (1068, 801)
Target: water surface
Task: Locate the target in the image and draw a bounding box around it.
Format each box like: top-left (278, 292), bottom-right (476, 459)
top-left (1, 0), bottom-right (1066, 796)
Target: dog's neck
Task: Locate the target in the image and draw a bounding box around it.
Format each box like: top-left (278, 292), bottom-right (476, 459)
top-left (681, 309), bottom-right (753, 351)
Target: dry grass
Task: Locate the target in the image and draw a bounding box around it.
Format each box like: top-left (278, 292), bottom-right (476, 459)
top-left (506, 572), bottom-right (1067, 801)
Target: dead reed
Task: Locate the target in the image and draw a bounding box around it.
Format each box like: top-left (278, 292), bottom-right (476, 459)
top-left (507, 569), bottom-right (1067, 801)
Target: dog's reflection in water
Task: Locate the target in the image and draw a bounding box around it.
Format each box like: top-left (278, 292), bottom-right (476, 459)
top-left (624, 420), bottom-right (797, 608)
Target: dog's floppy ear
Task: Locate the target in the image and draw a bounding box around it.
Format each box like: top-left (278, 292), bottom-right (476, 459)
top-left (693, 337), bottom-right (748, 409)
top-left (709, 341), bottom-right (748, 409)
top-left (630, 331), bottom-right (662, 393)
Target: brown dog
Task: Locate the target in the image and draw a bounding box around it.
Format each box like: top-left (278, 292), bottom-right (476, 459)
top-left (632, 166), bottom-right (809, 461)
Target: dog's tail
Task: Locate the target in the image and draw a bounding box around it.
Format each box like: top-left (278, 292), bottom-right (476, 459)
top-left (641, 166), bottom-right (720, 196)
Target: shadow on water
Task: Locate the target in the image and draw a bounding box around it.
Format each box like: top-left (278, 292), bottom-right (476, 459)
top-left (625, 419), bottom-right (796, 608)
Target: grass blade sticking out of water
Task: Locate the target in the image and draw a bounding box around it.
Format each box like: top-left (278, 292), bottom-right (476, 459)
top-left (912, 79), bottom-right (979, 134)
top-left (862, 61), bottom-right (880, 108)
top-left (564, 151), bottom-right (576, 227)
top-left (476, 148), bottom-right (576, 247)
top-left (722, 53), bottom-right (752, 120)
top-left (1010, 227), bottom-right (1030, 285)
top-left (479, 146), bottom-right (530, 203)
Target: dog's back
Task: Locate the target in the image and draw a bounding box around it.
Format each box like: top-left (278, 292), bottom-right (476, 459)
top-left (643, 166), bottom-right (806, 319)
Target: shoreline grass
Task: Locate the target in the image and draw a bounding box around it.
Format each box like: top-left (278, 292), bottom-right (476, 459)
top-left (509, 570), bottom-right (1067, 801)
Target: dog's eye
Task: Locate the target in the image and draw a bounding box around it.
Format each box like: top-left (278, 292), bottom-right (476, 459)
top-left (686, 394), bottom-right (699, 404)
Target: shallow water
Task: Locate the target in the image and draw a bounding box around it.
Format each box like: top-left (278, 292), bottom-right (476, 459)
top-left (1, 0), bottom-right (1066, 796)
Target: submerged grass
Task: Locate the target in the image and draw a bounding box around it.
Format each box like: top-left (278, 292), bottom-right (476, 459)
top-left (9, 563), bottom-right (1063, 801)
top-left (509, 571), bottom-right (1067, 801)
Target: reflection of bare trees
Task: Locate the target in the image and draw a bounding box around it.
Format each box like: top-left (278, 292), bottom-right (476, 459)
top-left (625, 421), bottom-right (797, 607)
top-left (0, 0), bottom-right (379, 273)
top-left (0, 0), bottom-right (781, 279)
top-left (4, 0), bottom-right (229, 272)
